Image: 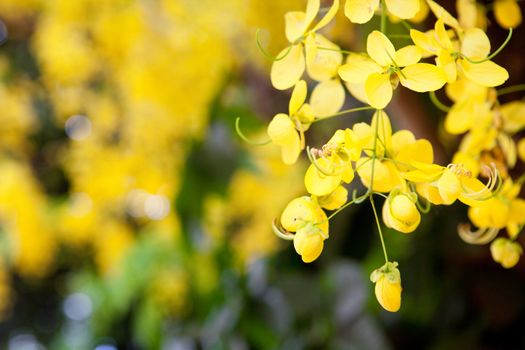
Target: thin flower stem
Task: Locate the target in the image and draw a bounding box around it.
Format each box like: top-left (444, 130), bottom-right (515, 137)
top-left (380, 0), bottom-right (387, 34)
top-left (461, 28), bottom-right (513, 64)
top-left (370, 194), bottom-right (389, 263)
top-left (235, 117), bottom-right (271, 145)
top-left (327, 198), bottom-right (357, 221)
top-left (400, 20), bottom-right (413, 31)
top-left (255, 28), bottom-right (299, 62)
top-left (316, 46), bottom-right (353, 54)
top-left (312, 106), bottom-right (375, 123)
top-left (497, 83), bottom-right (525, 96)
top-left (429, 90), bottom-right (451, 112)
top-left (388, 34), bottom-right (412, 39)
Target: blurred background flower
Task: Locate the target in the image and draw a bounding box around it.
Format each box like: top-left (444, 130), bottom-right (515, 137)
top-left (0, 0), bottom-right (524, 349)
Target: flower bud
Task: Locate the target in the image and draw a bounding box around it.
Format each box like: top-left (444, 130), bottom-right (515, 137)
top-left (293, 222), bottom-right (326, 263)
top-left (382, 191), bottom-right (421, 233)
top-left (490, 237), bottom-right (522, 268)
top-left (370, 261), bottom-right (402, 312)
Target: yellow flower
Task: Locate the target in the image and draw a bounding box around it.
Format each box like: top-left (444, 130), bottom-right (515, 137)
top-left (271, 0), bottom-right (340, 90)
top-left (356, 111), bottom-right (434, 192)
top-left (407, 162), bottom-right (495, 207)
top-left (382, 190), bottom-right (421, 233)
top-left (280, 196), bottom-right (329, 263)
top-left (410, 19), bottom-right (509, 87)
top-left (339, 30), bottom-right (446, 108)
top-left (494, 0), bottom-right (522, 29)
top-left (344, 0), bottom-right (420, 24)
top-left (267, 80), bottom-right (313, 164)
top-left (305, 34), bottom-right (346, 117)
top-left (304, 129), bottom-right (356, 196)
top-left (468, 179), bottom-right (525, 238)
top-left (490, 238), bottom-right (522, 268)
top-left (370, 261), bottom-right (402, 312)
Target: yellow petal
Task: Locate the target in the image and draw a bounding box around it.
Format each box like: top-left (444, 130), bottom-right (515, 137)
top-left (281, 196), bottom-right (327, 232)
top-left (345, 82), bottom-right (368, 104)
top-left (457, 0), bottom-right (479, 29)
top-left (410, 29), bottom-right (439, 56)
top-left (284, 0), bottom-right (320, 42)
top-left (285, 12), bottom-right (308, 43)
top-left (385, 0), bottom-right (420, 19)
top-left (305, 34), bottom-right (343, 81)
top-left (444, 100), bottom-right (477, 134)
top-left (294, 226), bottom-right (325, 263)
top-left (391, 130), bottom-right (416, 156)
top-left (437, 168), bottom-right (460, 204)
top-left (426, 0), bottom-right (461, 29)
top-left (357, 158), bottom-right (400, 192)
top-left (459, 60), bottom-right (509, 87)
top-left (458, 176), bottom-right (489, 207)
top-left (374, 275), bottom-right (402, 312)
top-left (445, 78), bottom-right (488, 103)
top-left (436, 50), bottom-right (457, 83)
top-left (267, 113), bottom-right (296, 144)
top-left (416, 182), bottom-right (445, 204)
top-left (367, 30), bottom-right (396, 67)
top-left (365, 73), bottom-right (393, 109)
top-left (500, 101), bottom-right (525, 133)
top-left (310, 79), bottom-right (346, 117)
top-left (399, 63), bottom-right (447, 92)
top-left (402, 162), bottom-right (443, 183)
top-left (411, 0), bottom-right (430, 23)
top-left (395, 139), bottom-right (434, 171)
top-left (385, 193), bottom-right (421, 233)
top-left (461, 28), bottom-right (491, 59)
top-left (318, 186), bottom-right (348, 210)
top-left (338, 53), bottom-right (382, 84)
top-left (312, 0), bottom-right (340, 31)
top-left (271, 44), bottom-right (305, 90)
top-left (267, 114), bottom-right (301, 164)
top-left (494, 0), bottom-right (522, 29)
top-left (434, 19), bottom-right (453, 50)
top-left (289, 80), bottom-right (307, 115)
top-left (394, 45), bottom-right (421, 67)
top-left (370, 110), bottom-right (393, 157)
top-left (344, 0), bottom-right (379, 24)
top-left (304, 158), bottom-right (342, 196)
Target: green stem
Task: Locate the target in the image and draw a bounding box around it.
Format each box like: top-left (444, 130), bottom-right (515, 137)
top-left (235, 117), bottom-right (271, 145)
top-left (388, 34), bottom-right (412, 39)
top-left (429, 90), bottom-right (451, 112)
top-left (400, 20), bottom-right (413, 31)
top-left (327, 198), bottom-right (357, 221)
top-left (316, 46), bottom-right (353, 54)
top-left (312, 106), bottom-right (375, 123)
top-left (461, 28), bottom-right (513, 64)
top-left (497, 83), bottom-right (525, 96)
top-left (370, 194), bottom-right (389, 263)
top-left (256, 28), bottom-right (293, 62)
top-left (380, 0), bottom-right (387, 34)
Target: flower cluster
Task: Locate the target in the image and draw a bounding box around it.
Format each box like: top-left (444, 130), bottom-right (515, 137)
top-left (248, 0), bottom-right (525, 312)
